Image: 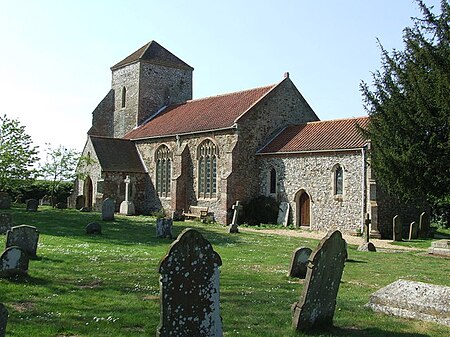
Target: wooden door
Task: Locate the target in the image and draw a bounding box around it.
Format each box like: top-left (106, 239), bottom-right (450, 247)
top-left (299, 192), bottom-right (310, 226)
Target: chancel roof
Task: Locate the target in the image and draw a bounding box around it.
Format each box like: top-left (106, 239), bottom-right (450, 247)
top-left (111, 40), bottom-right (193, 71)
top-left (124, 84), bottom-right (278, 140)
top-left (258, 116), bottom-right (369, 154)
top-left (90, 136), bottom-right (146, 173)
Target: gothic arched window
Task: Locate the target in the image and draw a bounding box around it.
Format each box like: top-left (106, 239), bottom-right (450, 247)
top-left (155, 145), bottom-right (172, 197)
top-left (198, 139), bottom-right (218, 199)
top-left (269, 167), bottom-right (277, 194)
top-left (333, 164), bottom-right (343, 196)
top-left (121, 87), bottom-right (127, 108)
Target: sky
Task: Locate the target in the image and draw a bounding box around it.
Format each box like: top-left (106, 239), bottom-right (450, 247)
top-left (0, 0), bottom-right (443, 160)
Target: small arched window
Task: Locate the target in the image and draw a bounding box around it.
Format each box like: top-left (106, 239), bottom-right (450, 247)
top-left (121, 87), bottom-right (127, 108)
top-left (334, 164), bottom-right (343, 196)
top-left (269, 167), bottom-right (277, 194)
top-left (198, 139), bottom-right (218, 198)
top-left (155, 145), bottom-right (172, 197)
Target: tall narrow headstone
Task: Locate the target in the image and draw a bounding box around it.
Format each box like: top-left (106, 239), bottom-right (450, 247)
top-left (157, 228), bottom-right (223, 337)
top-left (419, 212), bottom-right (430, 238)
top-left (119, 175), bottom-right (135, 215)
top-left (156, 218), bottom-right (173, 239)
top-left (0, 193), bottom-right (11, 210)
top-left (0, 213), bottom-right (12, 234)
top-left (75, 195), bottom-right (85, 210)
top-left (101, 198), bottom-right (115, 221)
top-left (392, 215), bottom-right (402, 241)
top-left (292, 230), bottom-right (347, 331)
top-left (5, 225), bottom-right (39, 258)
top-left (0, 246), bottom-right (29, 277)
top-left (0, 303), bottom-right (8, 337)
top-left (228, 201), bottom-right (242, 233)
top-left (25, 199), bottom-right (38, 212)
top-left (277, 202), bottom-right (290, 227)
top-left (408, 221), bottom-right (418, 240)
top-left (288, 247), bottom-right (312, 279)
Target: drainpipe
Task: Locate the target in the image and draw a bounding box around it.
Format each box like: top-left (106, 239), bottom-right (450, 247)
top-left (361, 144), bottom-right (368, 232)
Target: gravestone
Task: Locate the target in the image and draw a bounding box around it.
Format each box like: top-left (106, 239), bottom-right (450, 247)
top-left (357, 242), bottom-right (376, 252)
top-left (25, 199), bottom-right (38, 212)
top-left (419, 212), bottom-right (430, 238)
top-left (156, 218), bottom-right (173, 239)
top-left (86, 222), bottom-right (102, 235)
top-left (0, 246), bottom-right (29, 277)
top-left (119, 175), bottom-right (135, 215)
top-left (408, 221), bottom-right (418, 240)
top-left (0, 193), bottom-right (11, 209)
top-left (428, 240), bottom-right (450, 257)
top-left (172, 209), bottom-right (185, 221)
top-left (101, 198), bottom-right (115, 221)
top-left (288, 247), bottom-right (312, 279)
top-left (75, 195), bottom-right (85, 210)
top-left (0, 303), bottom-right (7, 337)
top-left (392, 215), bottom-right (402, 241)
top-left (292, 230), bottom-right (347, 331)
top-left (157, 228), bottom-right (223, 337)
top-left (0, 213), bottom-right (12, 234)
top-left (366, 279), bottom-right (450, 327)
top-left (228, 201), bottom-right (242, 233)
top-left (6, 225), bottom-right (39, 258)
top-left (39, 195), bottom-right (51, 206)
top-left (55, 202), bottom-right (67, 209)
top-left (277, 202), bottom-right (290, 226)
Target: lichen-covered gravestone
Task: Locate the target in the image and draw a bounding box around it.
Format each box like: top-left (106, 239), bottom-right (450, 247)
top-left (25, 199), bottom-right (38, 212)
top-left (292, 230), bottom-right (347, 331)
top-left (0, 302), bottom-right (8, 337)
top-left (6, 225), bottom-right (39, 258)
top-left (288, 247), bottom-right (312, 279)
top-left (0, 246), bottom-right (29, 277)
top-left (0, 213), bottom-right (12, 234)
top-left (156, 218), bottom-right (173, 239)
top-left (101, 198), bottom-right (115, 221)
top-left (157, 228), bottom-right (223, 337)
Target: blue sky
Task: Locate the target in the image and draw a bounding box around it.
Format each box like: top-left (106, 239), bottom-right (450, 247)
top-left (0, 0), bottom-right (442, 158)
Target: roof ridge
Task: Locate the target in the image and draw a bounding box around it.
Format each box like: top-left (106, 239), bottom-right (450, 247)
top-left (186, 83), bottom-right (277, 103)
top-left (303, 115), bottom-right (368, 125)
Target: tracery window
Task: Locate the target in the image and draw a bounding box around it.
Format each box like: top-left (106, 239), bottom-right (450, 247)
top-left (121, 87), bottom-right (127, 108)
top-left (334, 164), bottom-right (343, 196)
top-left (155, 145), bottom-right (172, 197)
top-left (198, 139), bottom-right (218, 198)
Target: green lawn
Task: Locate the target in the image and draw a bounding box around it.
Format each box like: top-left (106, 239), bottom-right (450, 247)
top-left (0, 205), bottom-right (449, 337)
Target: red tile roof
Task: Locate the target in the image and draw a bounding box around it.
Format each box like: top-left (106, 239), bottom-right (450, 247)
top-left (258, 117), bottom-right (369, 154)
top-left (124, 84), bottom-right (278, 140)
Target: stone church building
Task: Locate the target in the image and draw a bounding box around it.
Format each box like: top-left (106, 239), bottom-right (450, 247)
top-left (73, 40), bottom-right (416, 238)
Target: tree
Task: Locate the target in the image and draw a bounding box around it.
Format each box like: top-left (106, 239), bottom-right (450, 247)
top-left (360, 0), bottom-right (450, 225)
top-left (39, 144), bottom-right (80, 206)
top-left (0, 114), bottom-right (39, 192)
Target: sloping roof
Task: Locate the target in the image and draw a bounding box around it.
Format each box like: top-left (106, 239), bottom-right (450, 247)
top-left (124, 84), bottom-right (278, 140)
top-left (258, 116), bottom-right (369, 154)
top-left (111, 40), bottom-right (193, 70)
top-left (90, 136), bottom-right (146, 173)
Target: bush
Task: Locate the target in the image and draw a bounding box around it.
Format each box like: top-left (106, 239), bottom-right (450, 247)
top-left (8, 180), bottom-right (74, 205)
top-left (242, 196), bottom-right (279, 226)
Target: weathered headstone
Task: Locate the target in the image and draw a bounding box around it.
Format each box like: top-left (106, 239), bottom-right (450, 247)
top-left (419, 212), bottom-right (430, 238)
top-left (75, 195), bottom-right (85, 210)
top-left (157, 228), bottom-right (222, 337)
top-left (39, 195), bottom-right (51, 206)
top-left (428, 240), bottom-right (450, 257)
top-left (288, 247), bottom-right (312, 279)
top-left (6, 225), bottom-right (39, 258)
top-left (292, 230), bottom-right (347, 331)
top-left (172, 209), bottom-right (185, 221)
top-left (0, 246), bottom-right (29, 277)
top-left (392, 215), bottom-right (402, 241)
top-left (228, 201), bottom-right (242, 233)
top-left (156, 218), bottom-right (173, 239)
top-left (120, 175), bottom-right (135, 215)
top-left (366, 279), bottom-right (450, 327)
top-left (101, 198), bottom-right (115, 221)
top-left (0, 302), bottom-right (7, 337)
top-left (0, 213), bottom-right (12, 234)
top-left (357, 242), bottom-right (376, 252)
top-left (277, 201), bottom-right (290, 226)
top-left (25, 199), bottom-right (38, 212)
top-left (408, 221), bottom-right (418, 240)
top-left (86, 222), bottom-right (102, 235)
top-left (0, 193), bottom-right (11, 210)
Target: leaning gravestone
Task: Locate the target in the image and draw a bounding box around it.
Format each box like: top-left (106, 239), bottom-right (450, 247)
top-left (366, 279), bottom-right (450, 327)
top-left (156, 218), bottom-right (173, 239)
top-left (292, 230), bottom-right (347, 331)
top-left (0, 213), bottom-right (12, 234)
top-left (0, 246), bottom-right (29, 277)
top-left (288, 247), bottom-right (312, 279)
top-left (25, 199), bottom-right (38, 212)
top-left (157, 228), bottom-right (223, 337)
top-left (86, 222), bottom-right (102, 235)
top-left (0, 193), bottom-right (11, 210)
top-left (6, 225), bottom-right (39, 258)
top-left (101, 198), bottom-right (115, 221)
top-left (277, 202), bottom-right (290, 227)
top-left (419, 212), bottom-right (430, 238)
top-left (392, 215), bottom-right (402, 241)
top-left (0, 302), bottom-right (7, 337)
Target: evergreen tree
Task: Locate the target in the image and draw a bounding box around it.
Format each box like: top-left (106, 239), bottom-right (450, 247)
top-left (360, 0), bottom-right (450, 225)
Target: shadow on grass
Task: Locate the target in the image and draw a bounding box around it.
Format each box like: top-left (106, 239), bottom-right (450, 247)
top-left (297, 325), bottom-right (430, 337)
top-left (345, 259), bottom-right (367, 263)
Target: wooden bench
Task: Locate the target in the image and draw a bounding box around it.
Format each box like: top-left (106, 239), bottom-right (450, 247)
top-left (183, 206), bottom-right (209, 220)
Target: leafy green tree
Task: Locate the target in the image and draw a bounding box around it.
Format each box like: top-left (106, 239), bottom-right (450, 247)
top-left (39, 144), bottom-right (80, 206)
top-left (0, 114), bottom-right (39, 192)
top-left (360, 0), bottom-right (450, 225)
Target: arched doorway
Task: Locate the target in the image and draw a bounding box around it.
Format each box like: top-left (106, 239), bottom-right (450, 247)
top-left (295, 190), bottom-right (310, 227)
top-left (83, 176), bottom-right (93, 209)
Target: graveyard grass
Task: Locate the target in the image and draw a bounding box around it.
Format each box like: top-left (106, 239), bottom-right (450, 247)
top-left (1, 206), bottom-right (449, 337)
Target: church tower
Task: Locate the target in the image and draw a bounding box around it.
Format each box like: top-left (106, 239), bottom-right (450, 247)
top-left (91, 41), bottom-right (193, 138)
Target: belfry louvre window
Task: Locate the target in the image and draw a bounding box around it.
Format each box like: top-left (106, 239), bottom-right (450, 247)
top-left (156, 145), bottom-right (172, 197)
top-left (198, 139), bottom-right (218, 198)
top-left (334, 165), bottom-right (343, 195)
